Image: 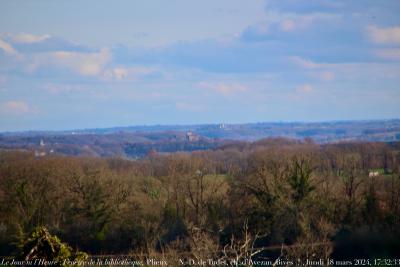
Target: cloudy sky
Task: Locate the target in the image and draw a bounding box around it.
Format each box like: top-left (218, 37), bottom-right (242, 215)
top-left (0, 0), bottom-right (400, 131)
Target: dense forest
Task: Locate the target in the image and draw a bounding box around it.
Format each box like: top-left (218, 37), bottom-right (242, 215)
top-left (1, 138), bottom-right (400, 265)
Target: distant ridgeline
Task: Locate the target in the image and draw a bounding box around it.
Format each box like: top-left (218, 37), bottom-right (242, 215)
top-left (0, 119), bottom-right (399, 158)
top-left (0, 130), bottom-right (226, 158)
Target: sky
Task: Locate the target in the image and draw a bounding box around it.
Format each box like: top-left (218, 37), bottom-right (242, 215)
top-left (0, 0), bottom-right (400, 131)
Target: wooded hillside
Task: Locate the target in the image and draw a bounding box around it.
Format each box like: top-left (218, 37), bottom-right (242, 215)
top-left (1, 139), bottom-right (399, 262)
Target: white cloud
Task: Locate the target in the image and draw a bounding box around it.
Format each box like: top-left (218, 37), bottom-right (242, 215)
top-left (275, 12), bottom-right (341, 32)
top-left (246, 12), bottom-right (340, 37)
top-left (0, 37), bottom-right (158, 81)
top-left (0, 101), bottom-right (37, 115)
top-left (11, 33), bottom-right (51, 44)
top-left (290, 57), bottom-right (336, 81)
top-left (296, 84), bottom-right (313, 94)
top-left (104, 68), bottom-right (128, 80)
top-left (375, 49), bottom-right (400, 61)
top-left (367, 25), bottom-right (400, 45)
top-left (319, 71), bottom-right (335, 81)
top-left (198, 81), bottom-right (247, 95)
top-left (0, 38), bottom-right (19, 56)
top-left (29, 48), bottom-right (111, 76)
top-left (290, 56), bottom-right (365, 72)
top-left (52, 49), bottom-right (111, 76)
top-left (280, 19), bottom-right (295, 31)
top-left (102, 66), bottom-right (157, 81)
top-left (290, 56), bottom-right (400, 83)
top-left (26, 49), bottom-right (156, 80)
top-left (290, 56), bottom-right (322, 69)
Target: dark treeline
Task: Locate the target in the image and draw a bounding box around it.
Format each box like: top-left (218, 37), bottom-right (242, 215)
top-left (1, 138), bottom-right (400, 262)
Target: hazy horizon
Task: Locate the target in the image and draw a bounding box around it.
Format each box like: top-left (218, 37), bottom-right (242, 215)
top-left (1, 0), bottom-right (400, 131)
top-left (1, 117), bottom-right (399, 134)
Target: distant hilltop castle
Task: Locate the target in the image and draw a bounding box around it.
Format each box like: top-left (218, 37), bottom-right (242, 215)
top-left (34, 139), bottom-right (54, 157)
top-left (186, 131), bottom-right (199, 142)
